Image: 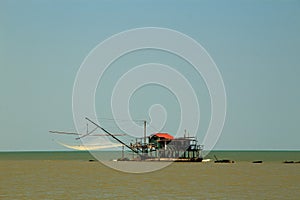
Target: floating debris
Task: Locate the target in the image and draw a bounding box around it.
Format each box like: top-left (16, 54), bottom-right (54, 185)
top-left (252, 160), bottom-right (263, 163)
top-left (283, 160), bottom-right (294, 164)
top-left (214, 155), bottom-right (235, 163)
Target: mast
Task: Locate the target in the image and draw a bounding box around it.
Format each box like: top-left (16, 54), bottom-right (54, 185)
top-left (86, 123), bottom-right (88, 134)
top-left (144, 120), bottom-right (147, 144)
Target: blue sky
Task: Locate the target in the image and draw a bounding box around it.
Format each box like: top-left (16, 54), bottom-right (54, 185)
top-left (0, 0), bottom-right (299, 151)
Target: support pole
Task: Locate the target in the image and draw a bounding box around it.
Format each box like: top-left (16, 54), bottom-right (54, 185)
top-left (144, 120), bottom-right (146, 144)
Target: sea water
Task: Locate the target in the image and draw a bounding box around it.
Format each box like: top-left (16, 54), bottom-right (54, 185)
top-left (1, 151), bottom-right (299, 199)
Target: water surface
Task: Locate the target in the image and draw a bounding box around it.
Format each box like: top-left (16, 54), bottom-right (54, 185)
top-left (1, 151), bottom-right (299, 199)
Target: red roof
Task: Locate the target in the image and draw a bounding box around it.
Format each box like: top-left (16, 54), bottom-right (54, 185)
top-left (153, 133), bottom-right (174, 140)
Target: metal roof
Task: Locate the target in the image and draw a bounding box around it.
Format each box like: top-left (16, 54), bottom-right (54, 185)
top-left (152, 133), bottom-right (174, 140)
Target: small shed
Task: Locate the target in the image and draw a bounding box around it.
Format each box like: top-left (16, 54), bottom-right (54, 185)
top-left (149, 133), bottom-right (174, 149)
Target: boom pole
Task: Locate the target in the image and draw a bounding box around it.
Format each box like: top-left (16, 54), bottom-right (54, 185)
top-left (85, 117), bottom-right (139, 154)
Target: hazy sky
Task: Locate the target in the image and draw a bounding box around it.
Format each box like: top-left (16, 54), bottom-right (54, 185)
top-left (1, 0), bottom-right (299, 151)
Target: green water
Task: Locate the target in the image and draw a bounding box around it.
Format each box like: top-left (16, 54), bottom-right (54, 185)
top-left (1, 151), bottom-right (299, 199)
top-left (0, 151), bottom-right (94, 160)
top-left (1, 151), bottom-right (299, 162)
top-left (205, 151), bottom-right (300, 162)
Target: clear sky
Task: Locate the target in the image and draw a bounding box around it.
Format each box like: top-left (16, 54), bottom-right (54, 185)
top-left (1, 0), bottom-right (299, 151)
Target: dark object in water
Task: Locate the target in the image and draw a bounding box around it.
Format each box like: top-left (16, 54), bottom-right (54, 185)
top-left (214, 155), bottom-right (235, 163)
top-left (283, 160), bottom-right (294, 164)
top-left (214, 159), bottom-right (235, 163)
top-left (117, 157), bottom-right (130, 161)
top-left (89, 159), bottom-right (96, 162)
top-left (252, 160), bottom-right (263, 163)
